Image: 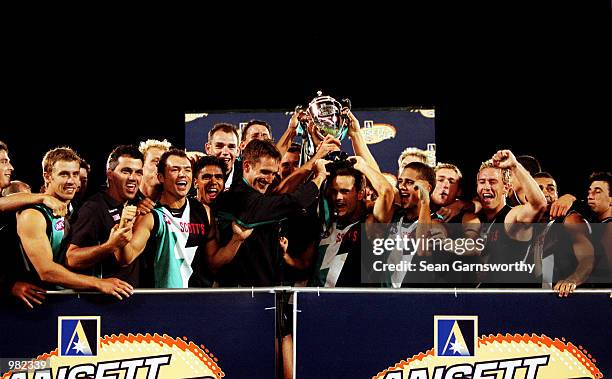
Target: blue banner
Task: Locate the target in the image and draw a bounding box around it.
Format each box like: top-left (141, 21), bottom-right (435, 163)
top-left (295, 289), bottom-right (610, 378)
top-left (5, 289), bottom-right (606, 378)
top-left (185, 109), bottom-right (435, 175)
top-left (0, 290), bottom-right (276, 378)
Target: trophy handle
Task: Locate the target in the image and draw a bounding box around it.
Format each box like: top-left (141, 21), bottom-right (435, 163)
top-left (339, 98), bottom-right (352, 135)
top-left (299, 130), bottom-right (316, 167)
top-left (295, 104), bottom-right (316, 166)
top-left (341, 98), bottom-right (352, 110)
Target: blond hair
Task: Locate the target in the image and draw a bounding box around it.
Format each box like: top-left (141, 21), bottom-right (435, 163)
top-left (478, 159), bottom-right (511, 184)
top-left (435, 162), bottom-right (463, 179)
top-left (138, 139), bottom-right (172, 157)
top-left (397, 147), bottom-right (428, 169)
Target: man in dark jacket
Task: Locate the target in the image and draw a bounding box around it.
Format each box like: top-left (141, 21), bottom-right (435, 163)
top-left (213, 139), bottom-right (328, 286)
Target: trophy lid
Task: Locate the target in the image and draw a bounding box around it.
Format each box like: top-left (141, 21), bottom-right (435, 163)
top-left (308, 90), bottom-right (340, 108)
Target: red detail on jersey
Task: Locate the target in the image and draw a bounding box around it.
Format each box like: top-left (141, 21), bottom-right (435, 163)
top-left (179, 222), bottom-right (207, 235)
top-left (490, 230), bottom-right (499, 242)
top-left (335, 230), bottom-right (358, 243)
top-left (55, 220), bottom-right (65, 231)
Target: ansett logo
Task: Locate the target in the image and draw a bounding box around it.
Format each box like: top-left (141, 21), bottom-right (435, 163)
top-left (1, 318), bottom-right (224, 379)
top-left (58, 316), bottom-right (99, 356)
top-left (374, 315), bottom-right (603, 379)
top-left (360, 121), bottom-right (397, 144)
top-left (434, 315), bottom-right (476, 357)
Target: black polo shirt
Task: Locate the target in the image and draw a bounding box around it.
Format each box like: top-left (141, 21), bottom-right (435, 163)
top-left (214, 178), bottom-right (321, 286)
top-left (70, 190), bottom-right (144, 286)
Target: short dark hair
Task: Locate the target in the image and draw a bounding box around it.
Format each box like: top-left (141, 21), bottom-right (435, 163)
top-left (287, 143), bottom-right (301, 155)
top-left (0, 140), bottom-right (7, 152)
top-left (533, 172), bottom-right (557, 192)
top-left (242, 119), bottom-right (272, 142)
top-left (106, 145), bottom-right (144, 171)
top-left (331, 167), bottom-right (365, 193)
top-left (242, 139), bottom-right (281, 165)
top-left (533, 171), bottom-right (554, 180)
top-left (589, 171), bottom-right (612, 196)
top-left (208, 123), bottom-right (239, 143)
top-left (158, 148), bottom-right (190, 177)
top-left (517, 155), bottom-right (542, 176)
top-left (80, 158), bottom-right (91, 173)
top-left (193, 155), bottom-right (227, 179)
top-left (403, 161), bottom-right (436, 191)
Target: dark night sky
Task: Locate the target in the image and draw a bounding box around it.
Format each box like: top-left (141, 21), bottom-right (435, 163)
top-left (3, 9), bottom-right (609, 200)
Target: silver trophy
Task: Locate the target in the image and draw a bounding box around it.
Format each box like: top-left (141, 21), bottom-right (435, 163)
top-left (296, 91), bottom-right (351, 164)
top-left (307, 91), bottom-right (351, 140)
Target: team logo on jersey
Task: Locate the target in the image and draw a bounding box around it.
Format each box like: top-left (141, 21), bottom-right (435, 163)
top-left (58, 316), bottom-right (100, 356)
top-left (163, 214), bottom-right (172, 225)
top-left (434, 316), bottom-right (476, 357)
top-left (54, 219), bottom-right (65, 231)
top-left (374, 315), bottom-right (602, 379)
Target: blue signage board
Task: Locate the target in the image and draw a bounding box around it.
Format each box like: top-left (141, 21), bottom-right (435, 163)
top-left (185, 109), bottom-right (435, 175)
top-left (0, 290), bottom-right (276, 378)
top-left (295, 290), bottom-right (610, 379)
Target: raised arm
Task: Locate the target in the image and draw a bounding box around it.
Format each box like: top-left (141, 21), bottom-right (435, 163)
top-left (346, 110), bottom-right (381, 172)
top-left (352, 156), bottom-right (394, 223)
top-left (230, 160), bottom-right (329, 226)
top-left (495, 150), bottom-right (547, 223)
top-left (276, 112), bottom-right (299, 158)
top-left (272, 136), bottom-right (339, 194)
top-left (17, 209), bottom-right (132, 299)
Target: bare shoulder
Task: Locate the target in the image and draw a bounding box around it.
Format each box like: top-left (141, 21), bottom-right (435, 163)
top-left (17, 208), bottom-right (46, 225)
top-left (563, 212), bottom-right (585, 224)
top-left (462, 212), bottom-right (480, 224)
top-left (16, 208), bottom-right (48, 238)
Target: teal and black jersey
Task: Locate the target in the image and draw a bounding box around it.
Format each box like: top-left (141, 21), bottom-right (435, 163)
top-left (147, 197), bottom-right (211, 288)
top-left (309, 220), bottom-right (361, 287)
top-left (17, 204), bottom-right (70, 289)
top-left (309, 213), bottom-right (372, 288)
top-left (34, 204), bottom-right (68, 263)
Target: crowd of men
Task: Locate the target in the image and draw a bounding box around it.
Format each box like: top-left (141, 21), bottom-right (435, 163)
top-left (1, 111), bottom-right (610, 308)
